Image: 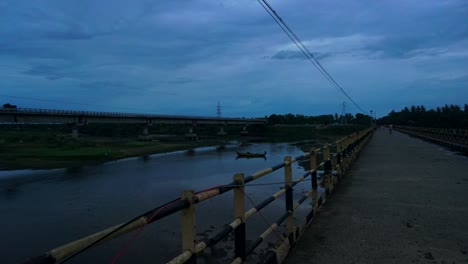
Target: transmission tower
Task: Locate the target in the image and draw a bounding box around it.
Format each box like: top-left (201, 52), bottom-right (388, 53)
top-left (216, 101), bottom-right (222, 117)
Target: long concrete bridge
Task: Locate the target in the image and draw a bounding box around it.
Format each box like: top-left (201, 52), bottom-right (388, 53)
top-left (22, 126), bottom-right (468, 264)
top-left (0, 107), bottom-right (266, 125)
top-left (0, 107), bottom-right (266, 138)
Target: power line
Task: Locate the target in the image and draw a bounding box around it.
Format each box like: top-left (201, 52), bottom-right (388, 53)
top-left (257, 0), bottom-right (342, 95)
top-left (257, 0), bottom-right (367, 113)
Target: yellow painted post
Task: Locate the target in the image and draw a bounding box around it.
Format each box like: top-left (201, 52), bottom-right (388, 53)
top-left (349, 134), bottom-right (354, 162)
top-left (310, 148), bottom-right (318, 216)
top-left (181, 190), bottom-right (196, 263)
top-left (341, 137), bottom-right (348, 173)
top-left (284, 156), bottom-right (295, 243)
top-left (343, 136), bottom-right (349, 172)
top-left (323, 144), bottom-right (332, 193)
top-left (233, 173), bottom-right (246, 262)
top-left (352, 133), bottom-right (358, 161)
top-left (336, 141), bottom-right (342, 180)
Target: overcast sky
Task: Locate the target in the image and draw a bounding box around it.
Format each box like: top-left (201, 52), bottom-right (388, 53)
top-left (1, 0), bottom-right (467, 117)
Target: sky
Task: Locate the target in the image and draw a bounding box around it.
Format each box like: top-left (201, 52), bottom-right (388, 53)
top-left (1, 0), bottom-right (467, 117)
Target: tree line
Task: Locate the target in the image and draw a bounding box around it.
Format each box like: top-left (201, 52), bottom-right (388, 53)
top-left (378, 104), bottom-right (468, 128)
top-left (267, 113), bottom-right (372, 126)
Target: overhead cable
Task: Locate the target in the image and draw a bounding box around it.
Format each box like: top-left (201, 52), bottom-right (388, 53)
top-left (258, 0), bottom-right (367, 113)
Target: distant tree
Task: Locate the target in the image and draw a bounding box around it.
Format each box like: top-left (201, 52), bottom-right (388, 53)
top-left (354, 113), bottom-right (372, 125)
top-left (378, 104), bottom-right (467, 128)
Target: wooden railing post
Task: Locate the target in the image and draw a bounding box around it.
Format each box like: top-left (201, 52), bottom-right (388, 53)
top-left (310, 148), bottom-right (319, 216)
top-left (284, 156), bottom-right (295, 243)
top-left (336, 140), bottom-right (342, 180)
top-left (352, 133), bottom-right (358, 161)
top-left (342, 137), bottom-right (349, 173)
top-left (181, 190), bottom-right (196, 263)
top-left (233, 173), bottom-right (246, 263)
top-left (323, 144), bottom-right (332, 194)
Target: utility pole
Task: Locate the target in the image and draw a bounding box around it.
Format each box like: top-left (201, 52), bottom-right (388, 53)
top-left (370, 110), bottom-right (373, 126)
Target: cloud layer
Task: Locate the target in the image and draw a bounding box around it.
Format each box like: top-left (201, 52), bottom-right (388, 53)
top-left (1, 0), bottom-right (467, 117)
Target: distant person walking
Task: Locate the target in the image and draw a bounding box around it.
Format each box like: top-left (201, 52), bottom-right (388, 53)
top-left (389, 124), bottom-right (393, 134)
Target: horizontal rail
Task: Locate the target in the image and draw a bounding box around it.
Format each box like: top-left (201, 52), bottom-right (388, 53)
top-left (395, 126), bottom-right (468, 154)
top-left (169, 170), bottom-right (316, 263)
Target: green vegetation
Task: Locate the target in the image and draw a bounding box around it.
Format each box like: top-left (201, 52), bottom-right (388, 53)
top-left (266, 113), bottom-right (373, 126)
top-left (264, 124), bottom-right (368, 141)
top-left (0, 121), bottom-right (368, 170)
top-left (262, 113), bottom-right (370, 142)
top-left (0, 125), bottom-right (226, 170)
top-left (378, 104), bottom-right (468, 128)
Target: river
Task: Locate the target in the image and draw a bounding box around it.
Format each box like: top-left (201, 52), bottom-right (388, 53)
top-left (0, 142), bottom-right (320, 264)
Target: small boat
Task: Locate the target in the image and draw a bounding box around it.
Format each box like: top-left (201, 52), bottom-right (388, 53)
top-left (235, 151), bottom-right (267, 158)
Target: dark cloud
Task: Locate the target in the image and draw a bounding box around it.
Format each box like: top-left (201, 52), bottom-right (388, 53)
top-left (166, 78), bottom-right (201, 84)
top-left (44, 30), bottom-right (94, 40)
top-left (22, 65), bottom-right (65, 80)
top-left (1, 0), bottom-right (467, 116)
top-left (365, 35), bottom-right (467, 59)
top-left (0, 45), bottom-right (69, 59)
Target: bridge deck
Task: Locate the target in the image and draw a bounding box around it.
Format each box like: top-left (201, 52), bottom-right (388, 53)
top-left (286, 129), bottom-right (468, 264)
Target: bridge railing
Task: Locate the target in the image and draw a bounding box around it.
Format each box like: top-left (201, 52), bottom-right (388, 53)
top-left (24, 127), bottom-right (374, 264)
top-left (395, 126), bottom-right (468, 153)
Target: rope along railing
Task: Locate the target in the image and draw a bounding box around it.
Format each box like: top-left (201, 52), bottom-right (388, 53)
top-left (395, 126), bottom-right (468, 154)
top-left (23, 127), bottom-right (374, 264)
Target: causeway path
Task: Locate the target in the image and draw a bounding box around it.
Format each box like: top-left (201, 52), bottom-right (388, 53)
top-left (285, 129), bottom-right (468, 264)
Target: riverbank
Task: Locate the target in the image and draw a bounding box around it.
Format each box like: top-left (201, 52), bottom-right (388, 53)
top-left (0, 138), bottom-right (227, 170)
top-left (0, 125), bottom-right (367, 170)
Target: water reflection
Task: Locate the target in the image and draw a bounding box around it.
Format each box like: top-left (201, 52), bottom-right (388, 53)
top-left (2, 182), bottom-right (19, 199)
top-left (186, 149), bottom-right (196, 156)
top-left (0, 142), bottom-right (312, 264)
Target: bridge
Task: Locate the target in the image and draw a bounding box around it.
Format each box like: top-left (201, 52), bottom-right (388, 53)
top-left (286, 127), bottom-right (468, 263)
top-left (22, 126), bottom-right (468, 264)
top-left (0, 107), bottom-right (266, 138)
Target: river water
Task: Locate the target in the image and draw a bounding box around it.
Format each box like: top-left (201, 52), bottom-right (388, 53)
top-left (0, 142), bottom-right (319, 264)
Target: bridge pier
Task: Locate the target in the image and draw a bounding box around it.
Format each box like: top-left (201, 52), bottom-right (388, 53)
top-left (240, 126), bottom-right (249, 136)
top-left (217, 126), bottom-right (227, 136)
top-left (71, 128), bottom-right (79, 139)
top-left (185, 127), bottom-right (198, 141)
